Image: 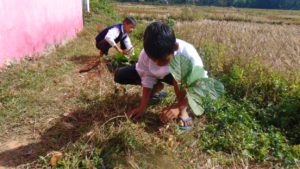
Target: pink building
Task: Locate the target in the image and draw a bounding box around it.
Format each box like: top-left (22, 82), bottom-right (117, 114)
top-left (0, 0), bottom-right (83, 67)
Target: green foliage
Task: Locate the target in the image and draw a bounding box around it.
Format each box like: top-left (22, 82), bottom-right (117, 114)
top-left (199, 97), bottom-right (300, 164)
top-left (131, 23), bottom-right (147, 41)
top-left (169, 55), bottom-right (225, 116)
top-left (196, 39), bottom-right (300, 165)
top-left (192, 78), bottom-right (225, 99)
top-left (186, 92), bottom-right (204, 116)
top-left (112, 51), bottom-right (140, 69)
top-left (166, 18), bottom-right (176, 28)
top-left (90, 0), bottom-right (115, 15)
top-left (221, 64), bottom-right (300, 144)
top-left (169, 55), bottom-right (193, 85)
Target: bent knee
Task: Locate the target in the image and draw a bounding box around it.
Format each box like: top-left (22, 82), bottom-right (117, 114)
top-left (114, 69), bottom-right (121, 83)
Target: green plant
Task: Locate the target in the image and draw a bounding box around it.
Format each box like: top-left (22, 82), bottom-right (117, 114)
top-left (169, 55), bottom-right (224, 116)
top-left (198, 97), bottom-right (300, 164)
top-left (90, 0), bottom-right (114, 15)
top-left (112, 52), bottom-right (139, 68)
top-left (166, 18), bottom-right (176, 28)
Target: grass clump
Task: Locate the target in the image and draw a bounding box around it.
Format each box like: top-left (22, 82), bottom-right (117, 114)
top-left (48, 122), bottom-right (181, 169)
top-left (90, 0), bottom-right (115, 15)
top-left (197, 41), bottom-right (300, 165)
top-left (199, 97), bottom-right (300, 164)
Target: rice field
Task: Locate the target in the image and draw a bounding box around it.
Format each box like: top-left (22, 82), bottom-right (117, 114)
top-left (116, 3), bottom-right (300, 76)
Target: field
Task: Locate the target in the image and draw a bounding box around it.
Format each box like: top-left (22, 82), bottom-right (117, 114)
top-left (0, 1), bottom-right (299, 168)
top-left (116, 3), bottom-right (300, 75)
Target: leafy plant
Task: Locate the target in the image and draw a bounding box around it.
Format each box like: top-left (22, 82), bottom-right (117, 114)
top-left (90, 0), bottom-right (114, 15)
top-left (111, 52), bottom-right (139, 69)
top-left (169, 55), bottom-right (224, 116)
top-left (166, 18), bottom-right (176, 28)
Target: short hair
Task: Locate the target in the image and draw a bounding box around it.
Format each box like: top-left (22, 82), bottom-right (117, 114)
top-left (143, 22), bottom-right (176, 60)
top-left (123, 16), bottom-right (137, 26)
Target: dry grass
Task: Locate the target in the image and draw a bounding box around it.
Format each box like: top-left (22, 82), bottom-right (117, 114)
top-left (176, 20), bottom-right (300, 75)
top-left (116, 3), bottom-right (300, 25)
top-left (116, 3), bottom-right (300, 77)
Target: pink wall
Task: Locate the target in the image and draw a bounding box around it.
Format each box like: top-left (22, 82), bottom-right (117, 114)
top-left (0, 0), bottom-right (83, 66)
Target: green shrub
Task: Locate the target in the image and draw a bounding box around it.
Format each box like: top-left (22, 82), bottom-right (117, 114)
top-left (90, 0), bottom-right (114, 15)
top-left (197, 40), bottom-right (300, 165)
top-left (199, 97), bottom-right (300, 164)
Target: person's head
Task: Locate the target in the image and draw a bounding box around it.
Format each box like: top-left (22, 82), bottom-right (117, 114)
top-left (143, 22), bottom-right (178, 66)
top-left (123, 16), bottom-right (137, 34)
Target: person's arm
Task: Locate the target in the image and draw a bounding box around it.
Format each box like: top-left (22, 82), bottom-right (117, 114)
top-left (173, 79), bottom-right (188, 110)
top-left (121, 36), bottom-right (134, 55)
top-left (123, 36), bottom-right (133, 50)
top-left (114, 44), bottom-right (126, 54)
top-left (160, 79), bottom-right (188, 123)
top-left (127, 50), bottom-right (157, 119)
top-left (127, 87), bottom-right (152, 120)
top-left (105, 28), bottom-right (126, 54)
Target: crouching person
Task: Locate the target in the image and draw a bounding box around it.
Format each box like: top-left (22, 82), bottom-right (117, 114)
top-left (114, 22), bottom-right (207, 130)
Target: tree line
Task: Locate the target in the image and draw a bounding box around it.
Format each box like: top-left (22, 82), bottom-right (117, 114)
top-left (117, 0), bottom-right (300, 10)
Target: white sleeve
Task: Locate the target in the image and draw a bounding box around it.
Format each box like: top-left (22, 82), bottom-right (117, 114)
top-left (123, 36), bottom-right (133, 50)
top-left (185, 44), bottom-right (208, 77)
top-left (187, 45), bottom-right (204, 67)
top-left (104, 27), bottom-right (119, 47)
top-left (136, 50), bottom-right (157, 88)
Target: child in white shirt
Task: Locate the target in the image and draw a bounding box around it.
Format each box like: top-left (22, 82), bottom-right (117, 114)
top-left (79, 16), bottom-right (136, 73)
top-left (95, 17), bottom-right (135, 56)
top-left (114, 22), bottom-right (207, 130)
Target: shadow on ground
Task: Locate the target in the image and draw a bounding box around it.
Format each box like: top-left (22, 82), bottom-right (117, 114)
top-left (0, 92), bottom-right (144, 167)
top-left (70, 54), bottom-right (121, 75)
top-left (69, 55), bottom-right (97, 65)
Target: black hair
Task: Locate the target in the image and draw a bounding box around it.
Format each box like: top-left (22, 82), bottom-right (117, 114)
top-left (143, 22), bottom-right (176, 60)
top-left (123, 16), bottom-right (137, 26)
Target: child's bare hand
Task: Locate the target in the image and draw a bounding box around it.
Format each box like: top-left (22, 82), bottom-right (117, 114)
top-left (160, 107), bottom-right (180, 124)
top-left (127, 107), bottom-right (144, 120)
top-left (121, 49), bottom-right (130, 55)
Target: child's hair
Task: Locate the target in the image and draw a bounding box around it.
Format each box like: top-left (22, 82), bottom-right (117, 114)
top-left (143, 22), bottom-right (176, 60)
top-left (123, 16), bottom-right (137, 26)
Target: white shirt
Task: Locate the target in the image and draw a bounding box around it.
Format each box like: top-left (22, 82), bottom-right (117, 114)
top-left (136, 39), bottom-right (208, 88)
top-left (104, 25), bottom-right (133, 49)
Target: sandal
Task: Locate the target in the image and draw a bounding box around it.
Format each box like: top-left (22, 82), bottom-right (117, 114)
top-left (150, 91), bottom-right (167, 103)
top-left (179, 117), bottom-right (193, 131)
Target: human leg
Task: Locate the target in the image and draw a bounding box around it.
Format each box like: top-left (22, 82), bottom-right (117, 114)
top-left (114, 64), bottom-right (141, 85)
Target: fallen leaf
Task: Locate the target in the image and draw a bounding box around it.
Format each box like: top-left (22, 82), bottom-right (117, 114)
top-left (50, 151), bottom-right (63, 166)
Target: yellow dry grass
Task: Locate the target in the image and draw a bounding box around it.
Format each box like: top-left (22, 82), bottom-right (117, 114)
top-left (176, 20), bottom-right (300, 74)
top-left (116, 3), bottom-right (300, 76)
